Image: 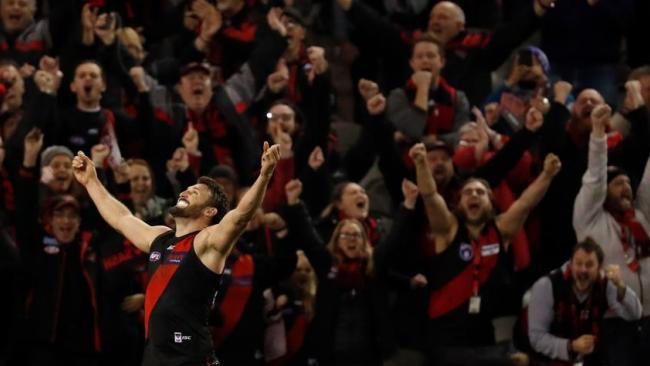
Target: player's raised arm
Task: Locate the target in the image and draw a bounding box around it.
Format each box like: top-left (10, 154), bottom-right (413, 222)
top-left (198, 142), bottom-right (281, 256)
top-left (72, 152), bottom-right (170, 252)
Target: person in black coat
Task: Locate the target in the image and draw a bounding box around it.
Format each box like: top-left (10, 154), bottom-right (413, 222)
top-left (282, 178), bottom-right (410, 365)
top-left (15, 192), bottom-right (102, 366)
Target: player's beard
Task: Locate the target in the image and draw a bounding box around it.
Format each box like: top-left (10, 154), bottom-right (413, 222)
top-left (457, 205), bottom-right (494, 226)
top-left (169, 201), bottom-right (205, 218)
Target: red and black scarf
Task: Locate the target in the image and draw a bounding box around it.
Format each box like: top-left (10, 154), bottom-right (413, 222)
top-left (610, 209), bottom-right (650, 272)
top-left (336, 258), bottom-right (367, 291)
top-left (286, 45), bottom-right (310, 104)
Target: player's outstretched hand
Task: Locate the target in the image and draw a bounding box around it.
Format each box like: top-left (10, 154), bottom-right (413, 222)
top-left (72, 151), bottom-right (98, 186)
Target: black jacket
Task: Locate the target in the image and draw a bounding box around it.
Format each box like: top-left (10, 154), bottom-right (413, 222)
top-left (283, 202), bottom-right (398, 365)
top-left (14, 160), bottom-right (101, 353)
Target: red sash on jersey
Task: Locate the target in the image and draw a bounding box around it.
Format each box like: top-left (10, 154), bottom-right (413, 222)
top-left (144, 234), bottom-right (195, 337)
top-left (211, 254), bottom-right (255, 348)
top-left (428, 225), bottom-right (501, 318)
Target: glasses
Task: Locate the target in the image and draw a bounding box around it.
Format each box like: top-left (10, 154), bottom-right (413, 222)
top-left (339, 232), bottom-right (362, 240)
top-left (266, 112), bottom-right (294, 123)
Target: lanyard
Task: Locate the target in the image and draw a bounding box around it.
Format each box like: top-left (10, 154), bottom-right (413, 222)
top-left (472, 240), bottom-right (482, 296)
top-left (620, 226), bottom-right (640, 273)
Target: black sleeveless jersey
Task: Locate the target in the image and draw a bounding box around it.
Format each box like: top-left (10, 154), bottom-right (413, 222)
top-left (427, 218), bottom-right (514, 347)
top-left (142, 230), bottom-right (222, 366)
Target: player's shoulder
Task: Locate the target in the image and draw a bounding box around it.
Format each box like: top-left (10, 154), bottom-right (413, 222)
top-left (151, 225), bottom-right (174, 239)
top-left (147, 226), bottom-right (175, 247)
top-left (193, 223), bottom-right (221, 247)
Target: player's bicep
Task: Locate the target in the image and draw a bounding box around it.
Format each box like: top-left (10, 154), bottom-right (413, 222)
top-left (117, 216), bottom-right (170, 253)
top-left (201, 211), bottom-right (247, 254)
top-left (496, 201), bottom-right (528, 242)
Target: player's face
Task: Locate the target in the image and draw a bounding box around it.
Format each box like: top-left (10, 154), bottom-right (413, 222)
top-left (458, 180), bottom-right (493, 225)
top-left (170, 183), bottom-right (212, 218)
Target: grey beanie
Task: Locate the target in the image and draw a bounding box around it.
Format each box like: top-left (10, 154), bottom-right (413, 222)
top-left (40, 145), bottom-right (74, 166)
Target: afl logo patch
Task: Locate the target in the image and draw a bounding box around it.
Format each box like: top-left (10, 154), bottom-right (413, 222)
top-left (459, 243), bottom-right (474, 261)
top-left (149, 251), bottom-right (161, 262)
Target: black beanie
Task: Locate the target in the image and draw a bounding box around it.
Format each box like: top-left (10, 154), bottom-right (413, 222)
top-left (606, 166), bottom-right (628, 184)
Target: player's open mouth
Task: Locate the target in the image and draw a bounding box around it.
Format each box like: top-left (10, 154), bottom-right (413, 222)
top-left (467, 202), bottom-right (481, 213)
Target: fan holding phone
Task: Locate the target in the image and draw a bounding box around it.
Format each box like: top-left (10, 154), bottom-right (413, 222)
top-left (482, 47), bottom-right (554, 134)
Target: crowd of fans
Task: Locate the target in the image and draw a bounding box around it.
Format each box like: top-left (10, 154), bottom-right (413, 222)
top-left (0, 0), bottom-right (649, 365)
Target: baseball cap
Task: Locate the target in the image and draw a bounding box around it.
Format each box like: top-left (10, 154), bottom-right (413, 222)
top-left (607, 166), bottom-right (628, 184)
top-left (424, 140), bottom-right (454, 156)
top-left (282, 7), bottom-right (307, 27)
top-left (46, 195), bottom-right (80, 215)
top-left (180, 62), bottom-right (212, 77)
